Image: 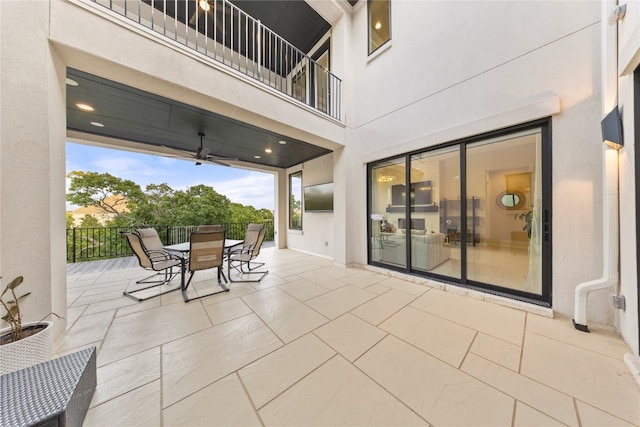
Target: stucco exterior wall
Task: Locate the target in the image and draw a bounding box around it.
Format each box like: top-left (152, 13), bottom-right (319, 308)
top-left (616, 0), bottom-right (640, 354)
top-left (344, 1), bottom-right (605, 321)
top-left (1, 1), bottom-right (68, 337)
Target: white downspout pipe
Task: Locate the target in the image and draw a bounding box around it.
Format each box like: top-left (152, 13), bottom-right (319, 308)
top-left (573, 0), bottom-right (620, 332)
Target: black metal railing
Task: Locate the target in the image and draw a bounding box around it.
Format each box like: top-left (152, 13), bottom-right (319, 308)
top-left (66, 222), bottom-right (274, 263)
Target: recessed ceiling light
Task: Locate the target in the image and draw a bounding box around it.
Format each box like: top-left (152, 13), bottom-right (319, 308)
top-left (66, 78), bottom-right (78, 86)
top-left (374, 22), bottom-right (382, 30)
top-left (265, 148), bottom-right (272, 154)
top-left (254, 155), bottom-right (261, 159)
top-left (76, 103), bottom-right (94, 111)
top-left (90, 122), bottom-right (104, 127)
top-left (278, 140), bottom-right (287, 145)
top-left (199, 0), bottom-right (210, 11)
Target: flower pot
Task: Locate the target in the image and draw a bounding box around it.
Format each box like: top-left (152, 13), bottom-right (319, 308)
top-left (0, 321), bottom-right (53, 375)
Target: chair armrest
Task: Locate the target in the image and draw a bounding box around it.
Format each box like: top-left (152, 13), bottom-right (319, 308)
top-left (147, 249), bottom-right (183, 262)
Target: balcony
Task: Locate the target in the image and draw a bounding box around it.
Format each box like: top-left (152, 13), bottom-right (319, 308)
top-left (81, 0), bottom-right (342, 120)
top-left (60, 249), bottom-right (639, 425)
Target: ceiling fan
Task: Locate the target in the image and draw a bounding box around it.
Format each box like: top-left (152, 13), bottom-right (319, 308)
top-left (166, 132), bottom-right (237, 166)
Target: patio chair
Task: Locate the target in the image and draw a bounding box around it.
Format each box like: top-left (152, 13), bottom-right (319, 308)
top-left (122, 232), bottom-right (183, 301)
top-left (227, 224), bottom-right (268, 282)
top-left (198, 224), bottom-right (222, 231)
top-left (182, 230), bottom-right (228, 302)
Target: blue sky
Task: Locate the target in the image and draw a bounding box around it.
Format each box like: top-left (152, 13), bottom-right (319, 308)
top-left (66, 142), bottom-right (275, 211)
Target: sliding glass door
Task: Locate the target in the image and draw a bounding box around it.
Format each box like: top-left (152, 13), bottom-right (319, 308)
top-left (367, 120), bottom-right (551, 304)
top-left (466, 129), bottom-right (543, 294)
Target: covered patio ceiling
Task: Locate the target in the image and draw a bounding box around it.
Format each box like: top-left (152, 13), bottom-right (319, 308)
top-left (66, 69), bottom-right (331, 169)
top-left (65, 0), bottom-right (335, 169)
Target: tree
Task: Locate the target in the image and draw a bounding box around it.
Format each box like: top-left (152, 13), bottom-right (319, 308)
top-left (66, 212), bottom-right (74, 229)
top-left (173, 184), bottom-right (232, 225)
top-left (229, 203), bottom-right (274, 224)
top-left (66, 171), bottom-right (145, 216)
top-left (80, 215), bottom-right (102, 228)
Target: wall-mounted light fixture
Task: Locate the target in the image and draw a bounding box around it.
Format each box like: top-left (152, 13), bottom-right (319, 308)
top-left (601, 105), bottom-right (624, 149)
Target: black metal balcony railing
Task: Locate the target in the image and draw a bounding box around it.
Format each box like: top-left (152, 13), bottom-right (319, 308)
top-left (66, 222), bottom-right (274, 263)
top-left (84, 0), bottom-right (342, 120)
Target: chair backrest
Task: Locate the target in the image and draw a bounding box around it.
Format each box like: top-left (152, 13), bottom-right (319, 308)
top-left (124, 232), bottom-right (153, 269)
top-left (243, 223), bottom-right (264, 247)
top-left (250, 226), bottom-right (267, 259)
top-left (198, 224), bottom-right (222, 232)
top-left (446, 226), bottom-right (458, 234)
top-left (137, 228), bottom-right (164, 252)
top-left (188, 230), bottom-right (225, 272)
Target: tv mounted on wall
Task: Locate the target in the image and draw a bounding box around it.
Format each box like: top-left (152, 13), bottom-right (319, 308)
top-left (304, 182), bottom-right (334, 212)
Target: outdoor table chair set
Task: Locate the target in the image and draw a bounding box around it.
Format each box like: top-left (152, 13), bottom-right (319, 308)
top-left (123, 224), bottom-right (268, 303)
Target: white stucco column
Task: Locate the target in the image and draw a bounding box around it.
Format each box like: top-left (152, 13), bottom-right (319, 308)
top-left (0, 1), bottom-right (68, 339)
top-left (275, 169), bottom-right (288, 248)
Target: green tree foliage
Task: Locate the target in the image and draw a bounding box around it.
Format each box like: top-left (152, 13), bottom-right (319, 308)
top-left (229, 203), bottom-right (274, 224)
top-left (80, 215), bottom-right (102, 228)
top-left (66, 212), bottom-right (74, 228)
top-left (68, 171), bottom-right (268, 229)
top-left (66, 171), bottom-right (144, 215)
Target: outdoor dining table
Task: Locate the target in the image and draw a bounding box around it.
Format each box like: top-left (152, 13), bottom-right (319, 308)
top-left (164, 239), bottom-right (243, 255)
top-left (164, 238), bottom-right (243, 288)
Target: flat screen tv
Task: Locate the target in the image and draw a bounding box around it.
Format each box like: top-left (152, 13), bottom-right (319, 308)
top-left (304, 182), bottom-right (334, 212)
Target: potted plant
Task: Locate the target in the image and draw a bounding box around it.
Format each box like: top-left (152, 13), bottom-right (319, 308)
top-left (0, 275), bottom-right (62, 375)
top-left (514, 209), bottom-right (533, 239)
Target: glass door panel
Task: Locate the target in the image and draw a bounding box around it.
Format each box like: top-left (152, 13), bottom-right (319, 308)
top-left (465, 130), bottom-right (542, 294)
top-left (370, 158), bottom-right (406, 268)
top-left (410, 147), bottom-right (461, 277)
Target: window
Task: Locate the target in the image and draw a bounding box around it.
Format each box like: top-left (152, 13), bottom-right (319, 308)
top-left (289, 171), bottom-right (302, 230)
top-left (368, 0), bottom-right (391, 55)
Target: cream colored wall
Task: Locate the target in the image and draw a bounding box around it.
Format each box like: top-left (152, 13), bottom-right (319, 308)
top-left (0, 1), bottom-right (68, 338)
top-left (346, 1), bottom-right (605, 322)
top-left (286, 154), bottom-right (334, 258)
top-left (615, 0), bottom-right (640, 353)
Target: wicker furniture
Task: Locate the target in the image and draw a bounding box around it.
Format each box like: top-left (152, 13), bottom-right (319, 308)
top-left (0, 347), bottom-right (96, 427)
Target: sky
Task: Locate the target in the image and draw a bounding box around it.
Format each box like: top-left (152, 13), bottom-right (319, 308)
top-left (65, 142), bottom-right (275, 212)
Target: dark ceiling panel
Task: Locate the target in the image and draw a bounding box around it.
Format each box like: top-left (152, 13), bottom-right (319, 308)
top-left (235, 1), bottom-right (331, 53)
top-left (66, 68), bottom-right (331, 169)
top-left (144, 0), bottom-right (330, 57)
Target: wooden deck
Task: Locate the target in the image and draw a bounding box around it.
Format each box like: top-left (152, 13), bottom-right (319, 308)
top-left (67, 256), bottom-right (139, 276)
top-left (66, 241), bottom-right (274, 276)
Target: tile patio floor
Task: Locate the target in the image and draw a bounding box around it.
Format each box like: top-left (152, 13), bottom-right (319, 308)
top-left (61, 248), bottom-right (640, 426)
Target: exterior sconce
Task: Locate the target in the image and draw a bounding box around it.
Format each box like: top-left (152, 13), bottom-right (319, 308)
top-left (601, 106), bottom-right (623, 149)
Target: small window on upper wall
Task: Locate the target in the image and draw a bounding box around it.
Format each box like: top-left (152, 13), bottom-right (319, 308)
top-left (368, 0), bottom-right (391, 55)
top-left (289, 171), bottom-right (302, 230)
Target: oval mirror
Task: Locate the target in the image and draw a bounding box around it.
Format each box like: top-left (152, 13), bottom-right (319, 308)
top-left (496, 190), bottom-right (525, 210)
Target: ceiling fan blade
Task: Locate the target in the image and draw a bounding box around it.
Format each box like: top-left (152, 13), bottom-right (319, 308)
top-left (199, 147), bottom-right (211, 158)
top-left (189, 9), bottom-right (200, 25)
top-left (195, 157), bottom-right (231, 167)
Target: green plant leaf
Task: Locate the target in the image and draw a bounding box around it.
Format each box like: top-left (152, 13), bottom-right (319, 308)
top-left (7, 276), bottom-right (23, 290)
top-left (8, 306), bottom-right (19, 318)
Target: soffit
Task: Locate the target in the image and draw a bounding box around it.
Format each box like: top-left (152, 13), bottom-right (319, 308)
top-left (66, 68), bottom-right (332, 169)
